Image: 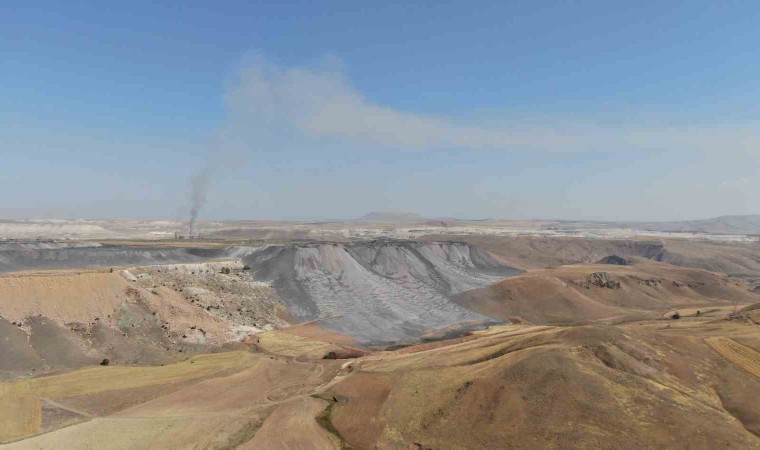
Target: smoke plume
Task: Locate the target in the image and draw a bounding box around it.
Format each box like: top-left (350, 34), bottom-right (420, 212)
top-left (188, 167), bottom-right (212, 236)
top-left (186, 128), bottom-right (245, 235)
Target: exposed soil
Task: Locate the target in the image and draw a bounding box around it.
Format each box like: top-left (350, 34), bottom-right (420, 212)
top-left (455, 258), bottom-right (760, 325)
top-left (243, 241), bottom-right (519, 344)
top-left (423, 235), bottom-right (760, 280)
top-left (325, 320), bottom-right (760, 449)
top-left (1, 236), bottom-right (758, 449)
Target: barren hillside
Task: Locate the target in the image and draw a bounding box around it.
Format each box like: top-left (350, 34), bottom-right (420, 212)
top-left (455, 258), bottom-right (760, 324)
top-left (423, 235), bottom-right (760, 278)
top-left (243, 241), bottom-right (519, 344)
top-left (0, 237), bottom-right (758, 449)
top-left (324, 319), bottom-right (760, 449)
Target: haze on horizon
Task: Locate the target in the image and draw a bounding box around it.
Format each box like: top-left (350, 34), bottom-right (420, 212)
top-left (2, 1), bottom-right (758, 222)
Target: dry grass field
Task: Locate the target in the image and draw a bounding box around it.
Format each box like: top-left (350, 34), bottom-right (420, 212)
top-left (324, 318), bottom-right (760, 449)
top-left (1, 306), bottom-right (758, 449)
top-left (0, 348), bottom-right (344, 448)
top-left (705, 336), bottom-right (760, 378)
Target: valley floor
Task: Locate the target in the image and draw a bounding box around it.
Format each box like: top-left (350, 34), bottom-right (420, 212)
top-left (1, 307), bottom-right (758, 449)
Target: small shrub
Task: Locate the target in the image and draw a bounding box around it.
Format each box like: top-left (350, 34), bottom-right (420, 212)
top-left (100, 358), bottom-right (110, 366)
top-left (323, 351), bottom-right (338, 360)
top-left (695, 310), bottom-right (701, 317)
top-left (672, 311), bottom-right (681, 320)
top-left (242, 265), bottom-right (251, 271)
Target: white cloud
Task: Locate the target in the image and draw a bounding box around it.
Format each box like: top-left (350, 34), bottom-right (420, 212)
top-left (224, 57), bottom-right (760, 154)
top-left (226, 61), bottom-right (571, 150)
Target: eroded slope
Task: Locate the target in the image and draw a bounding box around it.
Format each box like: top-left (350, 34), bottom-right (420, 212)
top-left (244, 241), bottom-right (520, 343)
top-left (324, 322), bottom-right (760, 449)
top-left (456, 258), bottom-right (760, 324)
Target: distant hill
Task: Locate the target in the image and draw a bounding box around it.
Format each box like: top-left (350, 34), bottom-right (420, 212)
top-left (547, 214), bottom-right (760, 235)
top-left (630, 215), bottom-right (760, 235)
top-left (355, 211), bottom-right (428, 223)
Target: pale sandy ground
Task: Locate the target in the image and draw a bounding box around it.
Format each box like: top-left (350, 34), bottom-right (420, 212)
top-left (0, 349), bottom-right (342, 449)
top-left (2, 218), bottom-right (755, 241)
top-left (240, 397), bottom-right (340, 450)
top-left (0, 382), bottom-right (40, 443)
top-left (0, 271), bottom-right (129, 325)
top-left (3, 416), bottom-right (243, 450)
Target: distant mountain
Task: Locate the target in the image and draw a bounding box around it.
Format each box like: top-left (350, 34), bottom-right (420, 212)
top-left (355, 212), bottom-right (428, 223)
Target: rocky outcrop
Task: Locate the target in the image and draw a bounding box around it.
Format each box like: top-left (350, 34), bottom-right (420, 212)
top-left (636, 277), bottom-right (662, 287)
top-left (596, 255), bottom-right (630, 265)
top-left (573, 272), bottom-right (621, 289)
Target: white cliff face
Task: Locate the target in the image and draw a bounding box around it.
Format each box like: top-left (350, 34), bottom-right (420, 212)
top-left (244, 241), bottom-right (520, 344)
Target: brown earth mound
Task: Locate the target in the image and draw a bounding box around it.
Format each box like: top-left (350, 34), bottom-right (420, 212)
top-left (2, 315), bottom-right (758, 448)
top-left (423, 235), bottom-right (760, 279)
top-left (0, 271), bottom-right (130, 325)
top-left (325, 322), bottom-right (760, 449)
top-left (455, 259), bottom-right (760, 325)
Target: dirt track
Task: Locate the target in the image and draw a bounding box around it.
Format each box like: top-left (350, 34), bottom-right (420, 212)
top-left (240, 397), bottom-right (340, 449)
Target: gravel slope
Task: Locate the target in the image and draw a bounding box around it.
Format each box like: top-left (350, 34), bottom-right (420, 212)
top-left (0, 242), bottom-right (236, 273)
top-left (244, 241), bottom-right (520, 344)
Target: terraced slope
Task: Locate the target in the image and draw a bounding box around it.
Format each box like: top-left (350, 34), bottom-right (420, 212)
top-left (244, 241), bottom-right (520, 344)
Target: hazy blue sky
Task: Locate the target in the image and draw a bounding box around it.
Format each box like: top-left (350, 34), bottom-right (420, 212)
top-left (2, 1), bottom-right (759, 221)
